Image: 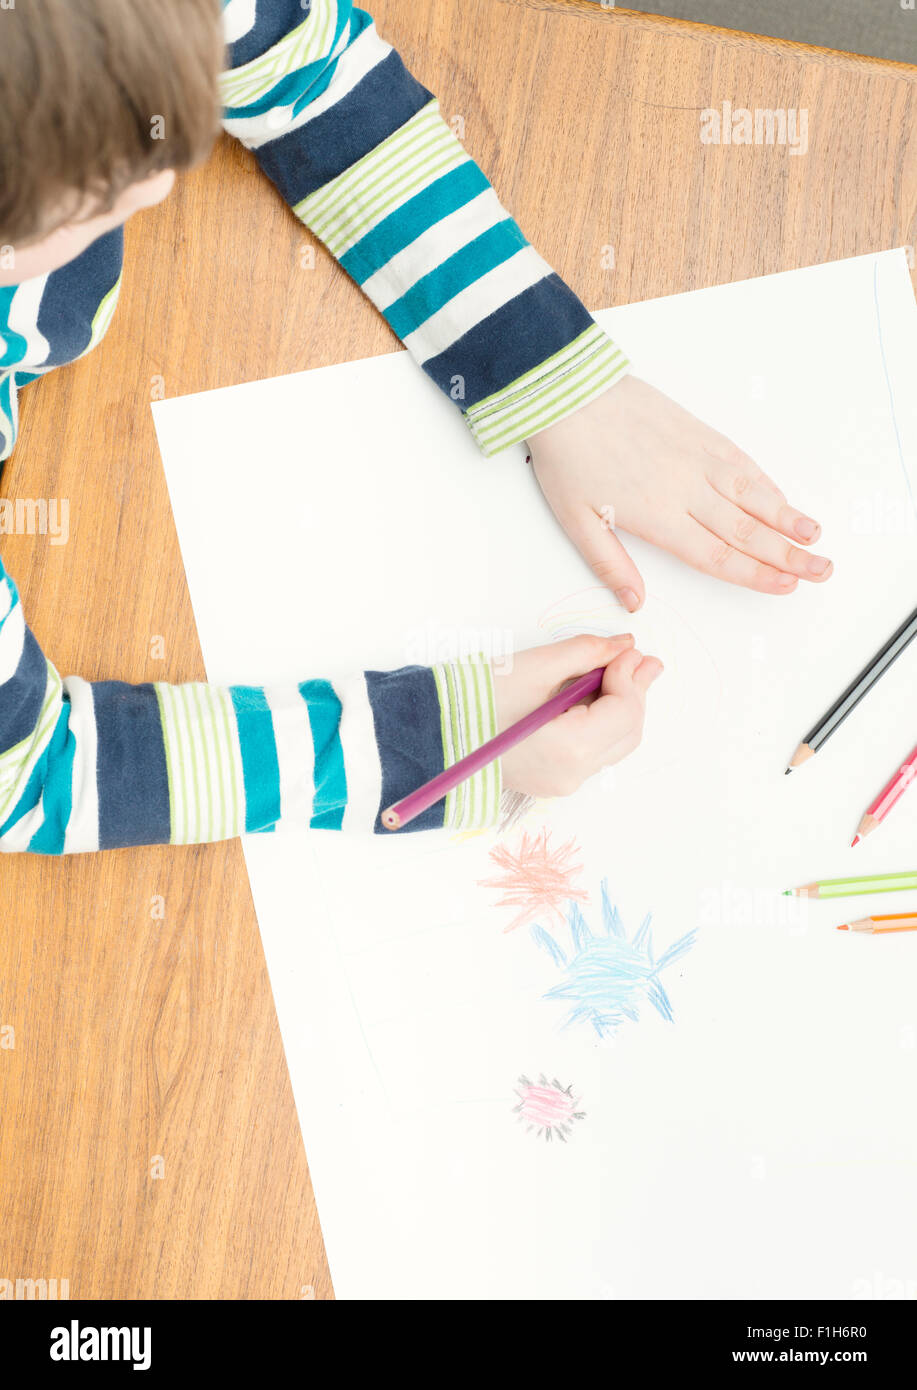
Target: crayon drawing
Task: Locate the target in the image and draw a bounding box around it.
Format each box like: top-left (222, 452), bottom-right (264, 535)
top-left (532, 880), bottom-right (696, 1038)
top-left (479, 828), bottom-right (588, 932)
top-left (513, 1074), bottom-right (586, 1143)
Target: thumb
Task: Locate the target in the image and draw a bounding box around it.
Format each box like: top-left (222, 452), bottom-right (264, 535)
top-left (576, 512), bottom-right (645, 613)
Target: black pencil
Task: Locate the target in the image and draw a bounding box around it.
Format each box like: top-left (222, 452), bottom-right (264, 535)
top-left (786, 601), bottom-right (917, 772)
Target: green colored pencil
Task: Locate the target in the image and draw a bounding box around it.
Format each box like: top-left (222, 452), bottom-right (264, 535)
top-left (784, 870), bottom-right (917, 900)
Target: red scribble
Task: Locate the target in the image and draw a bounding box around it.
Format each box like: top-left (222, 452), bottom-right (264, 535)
top-left (479, 828), bottom-right (588, 932)
top-left (513, 1074), bottom-right (585, 1141)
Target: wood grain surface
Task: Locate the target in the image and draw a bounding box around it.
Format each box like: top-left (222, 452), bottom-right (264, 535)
top-left (0, 0), bottom-right (914, 1300)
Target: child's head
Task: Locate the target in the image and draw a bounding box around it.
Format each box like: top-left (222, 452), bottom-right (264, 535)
top-left (0, 0), bottom-right (225, 285)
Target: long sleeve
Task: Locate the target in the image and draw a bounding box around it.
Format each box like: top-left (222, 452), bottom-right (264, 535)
top-left (0, 553), bottom-right (500, 853)
top-left (219, 0), bottom-right (630, 455)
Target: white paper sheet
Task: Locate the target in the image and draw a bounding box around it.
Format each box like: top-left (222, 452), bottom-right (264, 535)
top-left (153, 250), bottom-right (917, 1299)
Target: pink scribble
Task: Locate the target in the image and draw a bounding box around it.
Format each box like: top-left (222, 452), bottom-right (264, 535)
top-left (513, 1075), bottom-right (585, 1142)
top-left (479, 828), bottom-right (588, 932)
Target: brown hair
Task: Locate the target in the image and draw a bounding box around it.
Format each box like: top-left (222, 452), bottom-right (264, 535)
top-left (0, 0), bottom-right (225, 246)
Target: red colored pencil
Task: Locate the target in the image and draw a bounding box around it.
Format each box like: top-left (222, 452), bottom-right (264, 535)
top-left (851, 742), bottom-right (917, 846)
top-left (381, 666), bottom-right (606, 831)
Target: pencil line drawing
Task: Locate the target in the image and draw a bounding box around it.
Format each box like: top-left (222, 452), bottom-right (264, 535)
top-left (532, 879), bottom-right (696, 1037)
top-left (873, 259), bottom-right (917, 522)
top-left (479, 827), bottom-right (588, 932)
top-left (537, 585), bottom-right (626, 641)
top-left (513, 1074), bottom-right (586, 1142)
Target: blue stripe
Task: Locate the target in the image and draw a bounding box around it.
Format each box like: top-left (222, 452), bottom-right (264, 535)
top-left (339, 161), bottom-right (490, 284)
top-left (421, 272), bottom-right (595, 405)
top-left (92, 681), bottom-right (172, 848)
top-left (35, 228), bottom-right (123, 368)
top-left (229, 685), bottom-right (281, 832)
top-left (0, 627), bottom-right (48, 753)
top-left (364, 666), bottom-right (444, 833)
top-left (0, 758), bottom-right (43, 842)
top-left (384, 219), bottom-right (526, 339)
top-left (27, 702), bottom-right (75, 854)
top-left (0, 289), bottom-right (28, 367)
top-left (299, 679), bottom-right (346, 829)
top-left (223, 55), bottom-right (340, 121)
top-left (253, 48), bottom-right (432, 206)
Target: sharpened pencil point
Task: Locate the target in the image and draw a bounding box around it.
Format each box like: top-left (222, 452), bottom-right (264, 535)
top-left (837, 924), bottom-right (849, 930)
top-left (851, 835), bottom-right (861, 847)
top-left (784, 767), bottom-right (792, 775)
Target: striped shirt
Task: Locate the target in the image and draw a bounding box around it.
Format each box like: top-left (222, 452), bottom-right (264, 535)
top-left (0, 0), bottom-right (628, 853)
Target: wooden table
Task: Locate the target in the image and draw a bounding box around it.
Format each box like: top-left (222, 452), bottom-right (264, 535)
top-left (1, 0), bottom-right (914, 1300)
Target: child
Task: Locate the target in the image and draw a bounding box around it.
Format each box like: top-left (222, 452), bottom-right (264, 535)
top-left (0, 0), bottom-right (830, 852)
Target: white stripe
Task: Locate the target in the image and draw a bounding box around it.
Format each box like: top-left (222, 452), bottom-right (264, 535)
top-left (402, 246), bottom-right (553, 363)
top-left (336, 674), bottom-right (382, 832)
top-left (0, 788), bottom-right (45, 850)
top-left (224, 23), bottom-right (386, 149)
top-left (61, 675), bottom-right (100, 853)
top-left (265, 684), bottom-right (315, 828)
top-left (361, 188), bottom-right (509, 311)
top-left (0, 570), bottom-right (14, 622)
top-left (6, 274), bottom-right (51, 367)
top-left (221, 0), bottom-right (258, 46)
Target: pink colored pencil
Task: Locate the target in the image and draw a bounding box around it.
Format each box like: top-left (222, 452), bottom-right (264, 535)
top-left (852, 742), bottom-right (917, 846)
top-left (381, 666), bottom-right (606, 831)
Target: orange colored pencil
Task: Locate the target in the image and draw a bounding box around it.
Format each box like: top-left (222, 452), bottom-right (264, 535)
top-left (837, 913), bottom-right (917, 934)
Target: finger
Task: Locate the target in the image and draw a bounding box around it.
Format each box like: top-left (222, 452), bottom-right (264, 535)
top-left (752, 465), bottom-right (787, 502)
top-left (693, 492), bottom-right (833, 582)
top-left (668, 514), bottom-right (800, 594)
top-left (544, 632), bottom-right (635, 688)
top-left (599, 645), bottom-right (644, 698)
top-left (705, 452), bottom-right (822, 544)
top-left (570, 510), bottom-right (646, 613)
top-left (632, 654), bottom-right (664, 692)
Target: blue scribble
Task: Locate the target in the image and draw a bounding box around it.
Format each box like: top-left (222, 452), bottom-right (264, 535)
top-left (534, 880), bottom-right (696, 1038)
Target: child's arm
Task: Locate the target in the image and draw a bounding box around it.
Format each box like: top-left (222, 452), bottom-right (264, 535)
top-left (0, 551), bottom-right (497, 851)
top-left (0, 553), bottom-right (645, 853)
top-left (220, 3), bottom-right (832, 604)
top-left (219, 1), bottom-right (629, 454)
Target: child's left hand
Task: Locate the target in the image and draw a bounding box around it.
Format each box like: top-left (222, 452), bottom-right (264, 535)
top-left (527, 375), bottom-right (833, 612)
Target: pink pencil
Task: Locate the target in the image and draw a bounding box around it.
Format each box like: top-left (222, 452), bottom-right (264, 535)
top-left (852, 742), bottom-right (917, 846)
top-left (381, 666), bottom-right (606, 830)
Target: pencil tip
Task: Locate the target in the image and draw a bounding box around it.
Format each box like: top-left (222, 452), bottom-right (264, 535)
top-left (782, 889), bottom-right (791, 896)
top-left (837, 924), bottom-right (849, 930)
top-left (851, 835), bottom-right (861, 847)
top-left (784, 768), bottom-right (792, 776)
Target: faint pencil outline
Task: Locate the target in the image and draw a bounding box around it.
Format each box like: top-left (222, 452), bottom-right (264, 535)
top-left (532, 879), bottom-right (696, 1037)
top-left (479, 827), bottom-right (589, 932)
top-left (513, 1073), bottom-right (586, 1143)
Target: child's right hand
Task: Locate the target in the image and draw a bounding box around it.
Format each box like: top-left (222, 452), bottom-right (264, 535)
top-left (494, 634), bottom-right (663, 799)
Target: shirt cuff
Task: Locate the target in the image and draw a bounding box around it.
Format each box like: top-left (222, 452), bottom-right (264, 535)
top-left (432, 654), bottom-right (501, 831)
top-left (461, 322), bottom-right (630, 457)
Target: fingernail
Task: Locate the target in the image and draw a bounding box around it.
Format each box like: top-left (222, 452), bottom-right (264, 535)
top-left (795, 517), bottom-right (819, 541)
top-left (777, 573), bottom-right (798, 588)
top-left (615, 587), bottom-right (640, 612)
top-left (807, 555), bottom-right (831, 577)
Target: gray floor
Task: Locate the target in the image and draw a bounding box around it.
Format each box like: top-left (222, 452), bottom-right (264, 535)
top-left (591, 1), bottom-right (916, 64)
